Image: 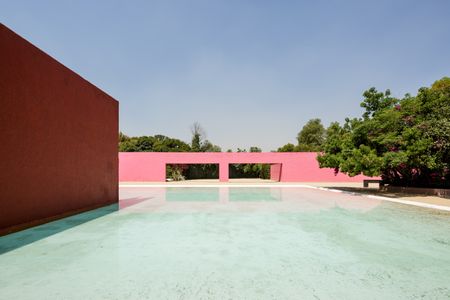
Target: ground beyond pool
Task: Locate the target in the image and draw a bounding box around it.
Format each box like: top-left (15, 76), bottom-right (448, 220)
top-left (1, 186), bottom-right (449, 299)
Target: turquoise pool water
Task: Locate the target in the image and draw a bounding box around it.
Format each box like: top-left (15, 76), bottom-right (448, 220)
top-left (1, 187), bottom-right (449, 299)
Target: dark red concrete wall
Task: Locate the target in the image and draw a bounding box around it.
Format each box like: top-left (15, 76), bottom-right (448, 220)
top-left (0, 24), bottom-right (118, 234)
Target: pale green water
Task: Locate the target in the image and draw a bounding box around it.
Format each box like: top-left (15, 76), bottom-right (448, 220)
top-left (1, 187), bottom-right (449, 299)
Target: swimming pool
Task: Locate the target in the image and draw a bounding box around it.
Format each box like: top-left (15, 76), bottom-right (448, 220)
top-left (1, 186), bottom-right (449, 299)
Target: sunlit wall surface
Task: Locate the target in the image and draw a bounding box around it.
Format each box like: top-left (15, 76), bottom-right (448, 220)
top-left (0, 24), bottom-right (119, 234)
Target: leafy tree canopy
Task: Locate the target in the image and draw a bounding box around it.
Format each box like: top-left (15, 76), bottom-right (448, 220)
top-left (190, 122), bottom-right (221, 152)
top-left (119, 133), bottom-right (191, 152)
top-left (276, 119), bottom-right (326, 152)
top-left (277, 143), bottom-right (297, 152)
top-left (318, 77), bottom-right (450, 187)
top-left (249, 146), bottom-right (262, 153)
top-left (296, 118), bottom-right (326, 151)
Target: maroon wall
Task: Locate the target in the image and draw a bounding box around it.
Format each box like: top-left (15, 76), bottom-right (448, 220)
top-left (0, 24), bottom-right (118, 235)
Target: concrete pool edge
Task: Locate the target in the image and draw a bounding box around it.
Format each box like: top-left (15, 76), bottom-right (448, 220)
top-left (119, 183), bottom-right (450, 212)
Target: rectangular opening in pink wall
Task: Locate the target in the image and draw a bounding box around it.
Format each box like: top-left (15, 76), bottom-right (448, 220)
top-left (166, 164), bottom-right (219, 180)
top-left (229, 164), bottom-right (272, 180)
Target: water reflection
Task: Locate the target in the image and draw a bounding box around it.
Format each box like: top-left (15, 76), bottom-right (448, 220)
top-left (164, 187), bottom-right (281, 202)
top-left (166, 187), bottom-right (220, 202)
top-left (119, 186), bottom-right (382, 213)
top-left (229, 188), bottom-right (281, 202)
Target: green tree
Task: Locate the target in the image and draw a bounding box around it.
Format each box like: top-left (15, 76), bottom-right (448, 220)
top-left (201, 140), bottom-right (222, 152)
top-left (249, 146), bottom-right (262, 153)
top-left (118, 134), bottom-right (190, 152)
top-left (296, 118), bottom-right (326, 151)
top-left (190, 122), bottom-right (203, 152)
top-left (277, 143), bottom-right (296, 152)
top-left (153, 135), bottom-right (191, 152)
top-left (190, 122), bottom-right (221, 152)
top-left (119, 132), bottom-right (129, 143)
top-left (360, 88), bottom-right (398, 119)
top-left (318, 77), bottom-right (450, 188)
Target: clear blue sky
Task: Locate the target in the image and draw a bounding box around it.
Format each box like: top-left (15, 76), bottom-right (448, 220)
top-left (2, 0), bottom-right (449, 151)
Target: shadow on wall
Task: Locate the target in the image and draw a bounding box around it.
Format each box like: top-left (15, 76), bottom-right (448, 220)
top-left (0, 204), bottom-right (118, 255)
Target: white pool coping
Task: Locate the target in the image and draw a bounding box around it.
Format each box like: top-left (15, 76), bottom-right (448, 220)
top-left (119, 183), bottom-right (450, 212)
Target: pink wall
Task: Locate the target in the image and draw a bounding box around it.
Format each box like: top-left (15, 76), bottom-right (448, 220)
top-left (270, 163), bottom-right (282, 181)
top-left (119, 152), bottom-right (374, 182)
